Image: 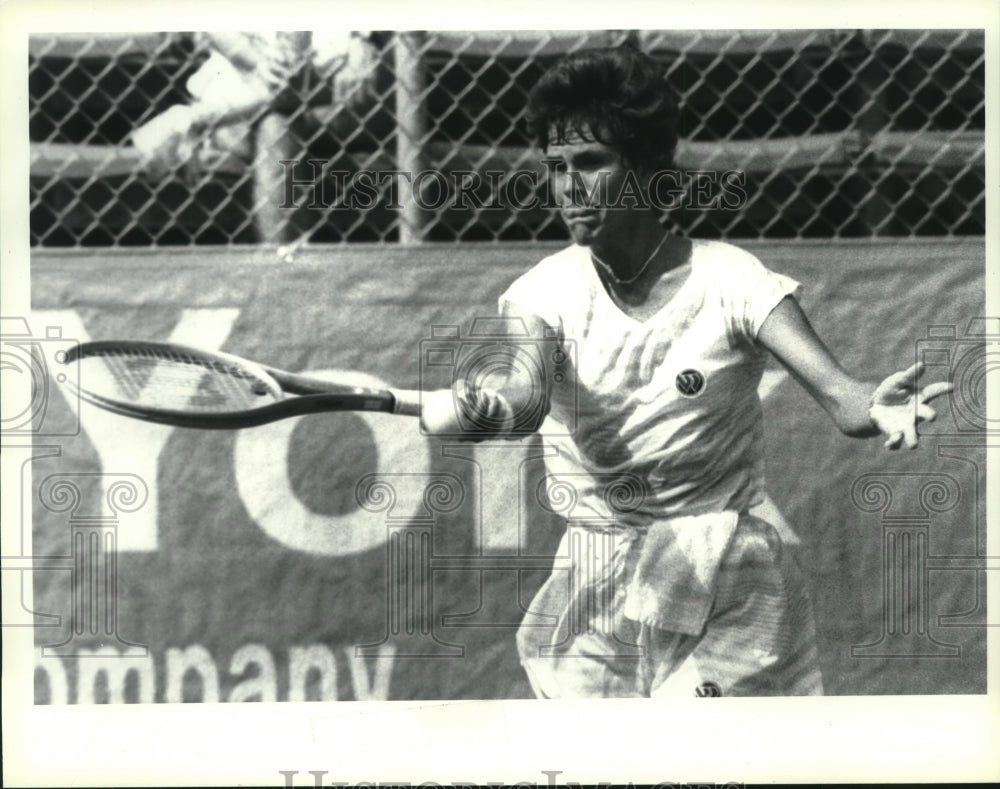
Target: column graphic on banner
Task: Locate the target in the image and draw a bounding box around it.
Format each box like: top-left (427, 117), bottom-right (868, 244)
top-left (38, 472), bottom-right (148, 657)
top-left (930, 444), bottom-right (1000, 628)
top-left (850, 472), bottom-right (962, 657)
top-left (354, 472), bottom-right (466, 657)
top-left (439, 441), bottom-right (556, 628)
top-left (532, 473), bottom-right (645, 659)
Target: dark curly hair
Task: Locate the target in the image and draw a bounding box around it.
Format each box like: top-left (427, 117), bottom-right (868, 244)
top-left (527, 46), bottom-right (679, 172)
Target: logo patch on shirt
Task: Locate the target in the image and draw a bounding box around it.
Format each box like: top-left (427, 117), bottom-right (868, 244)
top-left (695, 681), bottom-right (722, 697)
top-left (675, 368), bottom-right (706, 397)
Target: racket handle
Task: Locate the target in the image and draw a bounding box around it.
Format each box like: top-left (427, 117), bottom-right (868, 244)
top-left (390, 388), bottom-right (421, 417)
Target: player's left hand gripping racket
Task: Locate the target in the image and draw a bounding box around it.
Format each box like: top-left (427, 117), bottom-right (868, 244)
top-left (62, 340), bottom-right (421, 429)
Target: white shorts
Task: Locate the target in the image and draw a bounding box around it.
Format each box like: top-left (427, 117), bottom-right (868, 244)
top-left (516, 513), bottom-right (824, 698)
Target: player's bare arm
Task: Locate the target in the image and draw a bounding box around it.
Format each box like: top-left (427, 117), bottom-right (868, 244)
top-left (758, 295), bottom-right (953, 450)
top-left (420, 302), bottom-right (554, 440)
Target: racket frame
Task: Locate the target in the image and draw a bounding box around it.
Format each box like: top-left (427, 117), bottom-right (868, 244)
top-left (62, 340), bottom-right (417, 429)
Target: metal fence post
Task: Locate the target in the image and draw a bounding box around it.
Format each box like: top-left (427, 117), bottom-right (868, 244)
top-left (394, 31), bottom-right (428, 245)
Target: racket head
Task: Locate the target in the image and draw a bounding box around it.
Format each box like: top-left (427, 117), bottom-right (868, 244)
top-left (62, 340), bottom-right (286, 428)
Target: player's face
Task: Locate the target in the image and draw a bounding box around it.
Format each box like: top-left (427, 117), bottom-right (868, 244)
top-left (546, 127), bottom-right (640, 247)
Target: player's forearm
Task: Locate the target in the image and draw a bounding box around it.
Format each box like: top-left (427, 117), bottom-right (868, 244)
top-left (421, 304), bottom-right (555, 441)
top-left (824, 378), bottom-right (881, 438)
top-left (758, 298), bottom-right (881, 439)
top-left (420, 381), bottom-right (547, 441)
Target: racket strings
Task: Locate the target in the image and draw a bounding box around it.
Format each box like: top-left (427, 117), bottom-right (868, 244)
top-left (78, 347), bottom-right (279, 413)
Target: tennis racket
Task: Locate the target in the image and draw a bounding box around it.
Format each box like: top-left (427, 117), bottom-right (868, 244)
top-left (61, 340), bottom-right (421, 429)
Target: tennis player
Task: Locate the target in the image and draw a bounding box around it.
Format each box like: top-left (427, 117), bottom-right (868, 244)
top-left (421, 46), bottom-right (952, 697)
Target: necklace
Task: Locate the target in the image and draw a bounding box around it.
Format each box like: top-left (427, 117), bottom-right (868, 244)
top-left (590, 231), bottom-right (669, 286)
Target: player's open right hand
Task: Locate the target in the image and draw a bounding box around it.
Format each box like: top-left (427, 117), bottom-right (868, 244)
top-left (868, 362), bottom-right (953, 450)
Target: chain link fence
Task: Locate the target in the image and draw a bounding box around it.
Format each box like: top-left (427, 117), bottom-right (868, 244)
top-left (29, 29), bottom-right (985, 247)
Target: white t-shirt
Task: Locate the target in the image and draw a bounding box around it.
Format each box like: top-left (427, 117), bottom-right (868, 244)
top-left (499, 239), bottom-right (801, 528)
